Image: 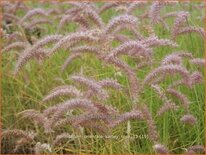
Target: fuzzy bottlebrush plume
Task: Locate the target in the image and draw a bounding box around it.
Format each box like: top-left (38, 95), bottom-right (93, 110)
top-left (5, 32), bottom-right (27, 44)
top-left (141, 105), bottom-right (159, 143)
top-left (93, 102), bottom-right (119, 115)
top-left (54, 103), bottom-right (118, 129)
top-left (151, 84), bottom-right (179, 116)
top-left (109, 110), bottom-right (143, 128)
top-left (43, 106), bottom-right (99, 133)
top-left (157, 102), bottom-right (179, 116)
top-left (98, 78), bottom-right (122, 90)
top-left (72, 113), bottom-right (110, 127)
top-left (23, 18), bottom-right (52, 29)
top-left (14, 48), bottom-right (48, 75)
top-left (52, 133), bottom-right (73, 146)
top-left (2, 42), bottom-right (28, 53)
top-left (153, 144), bottom-right (169, 154)
top-left (168, 71), bottom-right (203, 89)
top-left (1, 2), bottom-right (205, 154)
top-left (17, 109), bottom-right (52, 133)
top-left (20, 8), bottom-right (48, 24)
top-left (104, 15), bottom-right (138, 34)
top-left (14, 35), bottom-right (63, 75)
top-left (70, 75), bottom-right (109, 100)
top-left (174, 26), bottom-right (205, 39)
top-left (67, 2), bottom-right (97, 11)
top-left (161, 54), bottom-right (182, 65)
top-left (63, 3), bottom-right (101, 28)
top-left (66, 2), bottom-right (86, 8)
top-left (171, 11), bottom-right (189, 39)
top-left (107, 41), bottom-right (152, 59)
top-left (141, 36), bottom-right (178, 48)
top-left (166, 88), bottom-right (190, 113)
top-left (58, 14), bottom-right (75, 29)
top-left (161, 52), bottom-right (193, 66)
top-left (64, 6), bottom-right (82, 15)
top-left (25, 35), bottom-right (63, 50)
top-left (175, 51), bottom-right (194, 58)
top-left (34, 142), bottom-right (52, 154)
top-left (43, 106), bottom-right (60, 117)
top-left (62, 8), bottom-right (82, 19)
top-left (162, 11), bottom-right (179, 20)
top-left (2, 129), bottom-right (35, 141)
top-left (112, 34), bottom-right (130, 43)
top-left (2, 1), bottom-right (28, 13)
top-left (148, 1), bottom-right (176, 30)
top-left (69, 46), bottom-right (99, 55)
top-left (143, 65), bottom-right (190, 86)
top-left (143, 25), bottom-right (156, 37)
top-left (13, 137), bottom-right (32, 153)
top-left (98, 2), bottom-right (122, 14)
top-left (48, 98), bottom-right (98, 127)
top-left (58, 14), bottom-right (89, 33)
top-left (84, 2), bottom-right (99, 11)
top-left (1, 129), bottom-right (36, 154)
top-left (180, 114), bottom-right (197, 125)
top-left (42, 85), bottom-right (82, 102)
top-left (2, 4), bottom-right (14, 15)
top-left (190, 58), bottom-right (205, 66)
top-left (148, 1), bottom-right (165, 24)
top-left (48, 31), bottom-right (99, 57)
top-left (18, 109), bottom-right (47, 126)
top-left (3, 13), bottom-right (20, 22)
top-left (189, 71), bottom-right (203, 85)
top-left (69, 108), bottom-right (111, 135)
top-left (152, 84), bottom-right (170, 103)
top-left (81, 9), bottom-right (104, 28)
top-left (186, 145), bottom-right (205, 154)
top-left (126, 1), bottom-right (147, 14)
top-left (51, 98), bottom-right (97, 115)
top-left (115, 5), bottom-right (128, 13)
top-left (136, 59), bottom-right (153, 70)
top-left (54, 113), bottom-right (108, 129)
top-left (52, 116), bottom-right (80, 129)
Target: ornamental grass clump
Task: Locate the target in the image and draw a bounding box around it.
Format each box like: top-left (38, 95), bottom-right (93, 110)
top-left (1, 1), bottom-right (205, 154)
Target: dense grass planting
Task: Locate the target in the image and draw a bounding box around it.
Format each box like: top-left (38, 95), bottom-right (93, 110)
top-left (1, 1), bottom-right (205, 154)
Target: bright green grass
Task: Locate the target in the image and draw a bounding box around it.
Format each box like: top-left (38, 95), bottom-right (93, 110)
top-left (2, 2), bottom-right (205, 154)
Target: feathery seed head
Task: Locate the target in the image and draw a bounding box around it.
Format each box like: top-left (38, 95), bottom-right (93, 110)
top-left (20, 8), bottom-right (47, 24)
top-left (190, 58), bottom-right (205, 66)
top-left (42, 85), bottom-right (82, 102)
top-left (190, 71), bottom-right (203, 85)
top-left (153, 144), bottom-right (169, 154)
top-left (143, 65), bottom-right (190, 86)
top-left (71, 75), bottom-right (109, 100)
top-left (180, 114), bottom-right (197, 125)
top-left (105, 15), bottom-right (138, 34)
